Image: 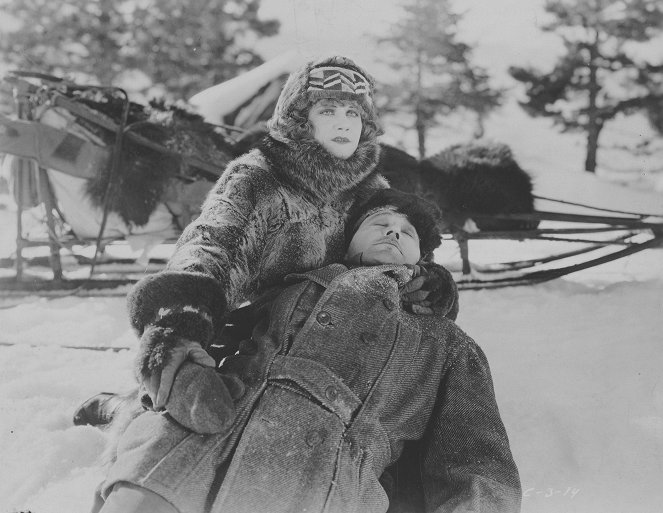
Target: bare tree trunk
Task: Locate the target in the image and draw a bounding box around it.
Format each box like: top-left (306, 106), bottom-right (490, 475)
top-left (584, 31), bottom-right (601, 173)
top-left (415, 49), bottom-right (426, 159)
top-left (474, 112), bottom-right (485, 139)
top-left (416, 120), bottom-right (426, 160)
top-left (97, 0), bottom-right (117, 85)
top-left (585, 120), bottom-right (603, 173)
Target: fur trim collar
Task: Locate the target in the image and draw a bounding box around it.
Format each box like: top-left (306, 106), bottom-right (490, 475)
top-left (287, 263), bottom-right (414, 289)
top-left (258, 135), bottom-right (380, 201)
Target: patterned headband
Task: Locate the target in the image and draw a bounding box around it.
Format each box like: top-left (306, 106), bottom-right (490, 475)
top-left (307, 66), bottom-right (370, 96)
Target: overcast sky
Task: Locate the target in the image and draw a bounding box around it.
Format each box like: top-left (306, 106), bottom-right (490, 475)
top-left (256, 0), bottom-right (563, 86)
top-left (1, 0), bottom-right (658, 173)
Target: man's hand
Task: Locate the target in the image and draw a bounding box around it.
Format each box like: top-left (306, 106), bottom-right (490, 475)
top-left (143, 338), bottom-right (216, 410)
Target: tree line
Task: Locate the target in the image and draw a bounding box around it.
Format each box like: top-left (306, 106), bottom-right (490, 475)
top-left (1, 0), bottom-right (661, 172)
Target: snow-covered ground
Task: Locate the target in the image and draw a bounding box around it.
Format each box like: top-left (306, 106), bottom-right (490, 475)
top-left (1, 189), bottom-right (662, 513)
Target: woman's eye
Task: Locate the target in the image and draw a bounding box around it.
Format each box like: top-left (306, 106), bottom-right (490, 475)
top-left (347, 110), bottom-right (360, 117)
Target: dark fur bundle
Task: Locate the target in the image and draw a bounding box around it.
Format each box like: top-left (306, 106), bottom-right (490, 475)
top-left (419, 142), bottom-right (538, 231)
top-left (376, 144), bottom-right (421, 194)
top-left (86, 136), bottom-right (178, 226)
top-left (68, 90), bottom-right (235, 226)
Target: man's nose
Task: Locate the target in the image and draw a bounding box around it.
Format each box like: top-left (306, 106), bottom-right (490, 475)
top-left (386, 229), bottom-right (400, 240)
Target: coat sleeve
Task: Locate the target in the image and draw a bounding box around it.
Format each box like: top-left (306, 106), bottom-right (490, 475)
top-left (127, 158), bottom-right (278, 345)
top-left (418, 331), bottom-right (521, 513)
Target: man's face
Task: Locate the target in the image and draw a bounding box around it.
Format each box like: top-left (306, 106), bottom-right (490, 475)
top-left (345, 208), bottom-right (421, 266)
top-left (307, 99), bottom-right (362, 159)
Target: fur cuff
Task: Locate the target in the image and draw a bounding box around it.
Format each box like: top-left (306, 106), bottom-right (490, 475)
top-left (151, 304), bottom-right (214, 344)
top-left (135, 325), bottom-right (181, 379)
top-left (127, 271), bottom-right (227, 336)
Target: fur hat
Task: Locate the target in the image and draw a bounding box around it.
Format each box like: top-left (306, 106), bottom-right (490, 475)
top-left (346, 188), bottom-right (443, 261)
top-left (268, 55), bottom-right (382, 144)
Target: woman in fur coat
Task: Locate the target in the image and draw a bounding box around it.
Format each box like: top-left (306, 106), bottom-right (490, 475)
top-left (126, 55), bottom-right (458, 416)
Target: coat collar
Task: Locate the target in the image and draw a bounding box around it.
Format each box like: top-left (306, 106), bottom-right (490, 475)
top-left (286, 263), bottom-right (413, 290)
top-left (258, 135), bottom-right (380, 202)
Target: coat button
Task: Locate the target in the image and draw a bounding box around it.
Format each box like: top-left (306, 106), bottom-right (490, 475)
top-left (316, 311), bottom-right (332, 325)
top-left (325, 385), bottom-right (338, 402)
top-left (305, 429), bottom-right (326, 447)
top-left (383, 298), bottom-right (397, 311)
top-left (359, 332), bottom-right (374, 344)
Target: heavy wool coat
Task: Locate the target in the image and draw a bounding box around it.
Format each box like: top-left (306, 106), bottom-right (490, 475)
top-left (127, 134), bottom-right (388, 372)
top-left (102, 264), bottom-right (519, 513)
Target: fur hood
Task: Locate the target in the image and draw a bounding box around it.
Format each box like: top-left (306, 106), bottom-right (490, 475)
top-left (254, 134), bottom-right (381, 203)
top-left (267, 55), bottom-right (381, 145)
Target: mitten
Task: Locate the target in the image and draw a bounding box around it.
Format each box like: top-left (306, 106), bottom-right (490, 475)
top-left (134, 305), bottom-right (215, 386)
top-left (165, 362), bottom-right (245, 434)
top-left (128, 270), bottom-right (228, 389)
top-left (400, 262), bottom-right (459, 320)
top-left (134, 303), bottom-right (218, 408)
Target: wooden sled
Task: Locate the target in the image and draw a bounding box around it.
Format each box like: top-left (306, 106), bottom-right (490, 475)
top-left (1, 72), bottom-right (662, 293)
top-left (1, 71), bottom-right (235, 293)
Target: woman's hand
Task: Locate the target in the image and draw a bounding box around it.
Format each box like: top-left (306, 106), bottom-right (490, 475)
top-left (137, 332), bottom-right (217, 409)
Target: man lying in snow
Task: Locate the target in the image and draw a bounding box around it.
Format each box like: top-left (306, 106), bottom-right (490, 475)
top-left (93, 188), bottom-right (521, 513)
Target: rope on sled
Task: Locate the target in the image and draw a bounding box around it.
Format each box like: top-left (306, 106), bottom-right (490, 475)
top-left (87, 86), bottom-right (131, 281)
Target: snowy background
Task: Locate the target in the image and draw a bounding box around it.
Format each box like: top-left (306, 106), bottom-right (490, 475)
top-left (2, 0), bottom-right (663, 512)
top-left (1, 185), bottom-right (662, 513)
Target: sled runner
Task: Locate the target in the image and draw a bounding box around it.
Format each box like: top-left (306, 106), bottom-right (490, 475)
top-left (1, 71), bottom-right (662, 293)
top-left (451, 201), bottom-right (663, 289)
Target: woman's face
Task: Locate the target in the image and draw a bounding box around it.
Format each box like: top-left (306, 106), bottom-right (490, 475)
top-left (307, 99), bottom-right (362, 159)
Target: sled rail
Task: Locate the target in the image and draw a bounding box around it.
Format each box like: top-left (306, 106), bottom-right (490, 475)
top-left (470, 210), bottom-right (659, 225)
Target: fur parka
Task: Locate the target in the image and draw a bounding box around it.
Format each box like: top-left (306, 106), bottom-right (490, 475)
top-left (127, 133), bottom-right (387, 371)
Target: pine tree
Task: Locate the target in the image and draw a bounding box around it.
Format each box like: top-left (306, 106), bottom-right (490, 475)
top-left (375, 0), bottom-right (502, 159)
top-left (0, 0), bottom-right (279, 99)
top-left (509, 0), bottom-right (663, 172)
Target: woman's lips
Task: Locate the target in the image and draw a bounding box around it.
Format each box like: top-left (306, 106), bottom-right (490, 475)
top-left (332, 137), bottom-right (350, 143)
